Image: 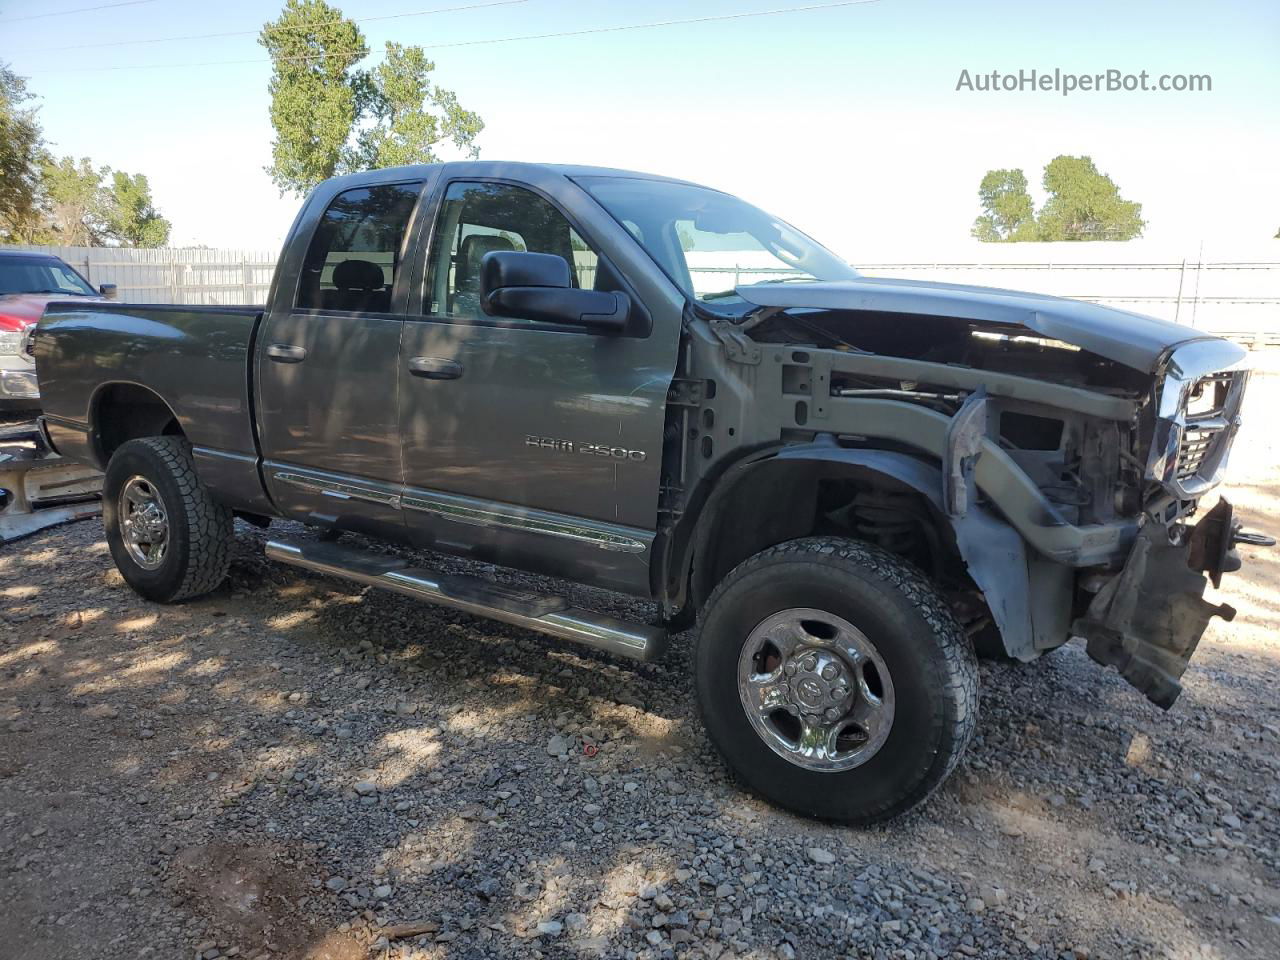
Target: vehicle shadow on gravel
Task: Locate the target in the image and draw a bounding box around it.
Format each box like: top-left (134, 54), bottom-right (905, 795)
top-left (4, 518), bottom-right (1280, 960)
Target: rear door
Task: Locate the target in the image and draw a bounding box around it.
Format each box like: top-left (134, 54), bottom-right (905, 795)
top-left (256, 178), bottom-right (425, 540)
top-left (398, 169), bottom-right (683, 595)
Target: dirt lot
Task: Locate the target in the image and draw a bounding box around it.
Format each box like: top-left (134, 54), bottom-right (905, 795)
top-left (3, 363), bottom-right (1279, 960)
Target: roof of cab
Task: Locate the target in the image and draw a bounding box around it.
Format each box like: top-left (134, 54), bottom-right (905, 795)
top-left (319, 160), bottom-right (703, 191)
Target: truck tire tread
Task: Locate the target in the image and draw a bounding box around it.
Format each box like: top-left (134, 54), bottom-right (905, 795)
top-left (105, 436), bottom-right (232, 602)
top-left (695, 536), bottom-right (978, 824)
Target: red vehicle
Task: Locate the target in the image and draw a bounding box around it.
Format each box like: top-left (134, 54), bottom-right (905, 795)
top-left (0, 250), bottom-right (114, 411)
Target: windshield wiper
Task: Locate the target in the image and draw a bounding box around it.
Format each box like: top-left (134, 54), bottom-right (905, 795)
top-left (22, 289), bottom-right (92, 296)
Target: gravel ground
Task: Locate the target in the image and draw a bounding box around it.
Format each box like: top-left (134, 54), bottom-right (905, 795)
top-left (3, 366), bottom-right (1279, 960)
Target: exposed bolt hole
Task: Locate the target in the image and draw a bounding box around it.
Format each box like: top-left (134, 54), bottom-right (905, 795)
top-left (863, 661), bottom-right (884, 700)
top-left (800, 619), bottom-right (838, 640)
top-left (754, 641), bottom-right (782, 675)
top-left (770, 709), bottom-right (801, 743)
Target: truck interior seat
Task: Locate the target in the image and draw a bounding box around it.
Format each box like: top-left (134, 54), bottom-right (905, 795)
top-left (328, 258), bottom-right (389, 313)
top-left (452, 235), bottom-right (516, 314)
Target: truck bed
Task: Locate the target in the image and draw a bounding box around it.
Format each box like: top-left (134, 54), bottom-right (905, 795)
top-left (33, 302), bottom-right (264, 504)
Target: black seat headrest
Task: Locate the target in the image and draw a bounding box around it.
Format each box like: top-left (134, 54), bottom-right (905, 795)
top-left (332, 258), bottom-right (386, 292)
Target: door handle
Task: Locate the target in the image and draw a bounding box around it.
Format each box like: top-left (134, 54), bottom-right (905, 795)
top-left (266, 343), bottom-right (307, 363)
top-left (408, 356), bottom-right (463, 380)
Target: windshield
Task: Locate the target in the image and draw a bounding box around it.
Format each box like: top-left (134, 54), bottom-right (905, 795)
top-left (577, 176), bottom-right (857, 306)
top-left (0, 257), bottom-right (97, 296)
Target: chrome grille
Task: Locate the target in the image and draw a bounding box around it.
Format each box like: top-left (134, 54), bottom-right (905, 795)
top-left (1176, 371), bottom-right (1236, 482)
top-left (1176, 426), bottom-right (1218, 481)
top-left (1146, 341), bottom-right (1249, 501)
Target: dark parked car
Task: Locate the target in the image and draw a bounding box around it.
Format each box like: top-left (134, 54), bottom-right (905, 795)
top-left (30, 162), bottom-right (1270, 823)
top-left (0, 250), bottom-right (114, 410)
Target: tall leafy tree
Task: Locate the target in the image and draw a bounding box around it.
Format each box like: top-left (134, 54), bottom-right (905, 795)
top-left (352, 42), bottom-right (483, 170)
top-left (970, 169), bottom-right (1037, 242)
top-left (1035, 155), bottom-right (1145, 241)
top-left (103, 171), bottom-right (171, 247)
top-left (41, 156), bottom-right (108, 246)
top-left (0, 62), bottom-right (48, 242)
top-left (260, 0), bottom-right (367, 195)
top-left (971, 155), bottom-right (1145, 242)
top-left (259, 1), bottom-right (483, 196)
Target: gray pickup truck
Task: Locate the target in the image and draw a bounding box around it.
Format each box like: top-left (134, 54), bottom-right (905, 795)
top-left (31, 161), bottom-right (1268, 824)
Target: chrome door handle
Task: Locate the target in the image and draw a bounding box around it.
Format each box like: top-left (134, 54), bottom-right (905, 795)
top-left (266, 343), bottom-right (307, 363)
top-left (408, 356), bottom-right (463, 380)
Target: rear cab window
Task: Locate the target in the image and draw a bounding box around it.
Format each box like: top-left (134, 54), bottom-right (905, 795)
top-left (297, 182), bottom-right (422, 314)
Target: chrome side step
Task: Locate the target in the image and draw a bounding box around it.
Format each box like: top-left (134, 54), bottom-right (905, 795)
top-left (265, 539), bottom-right (668, 662)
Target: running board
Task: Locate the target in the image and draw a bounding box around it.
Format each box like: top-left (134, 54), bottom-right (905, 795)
top-left (265, 539), bottom-right (668, 662)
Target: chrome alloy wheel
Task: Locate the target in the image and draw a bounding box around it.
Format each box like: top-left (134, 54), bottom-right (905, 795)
top-left (737, 608), bottom-right (896, 772)
top-left (118, 475), bottom-right (169, 570)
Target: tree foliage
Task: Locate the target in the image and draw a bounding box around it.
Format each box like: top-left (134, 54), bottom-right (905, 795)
top-left (40, 156), bottom-right (106, 246)
top-left (36, 158), bottom-right (171, 247)
top-left (1, 62), bottom-right (172, 246)
top-left (0, 62), bottom-right (48, 241)
top-left (1036, 155), bottom-right (1144, 241)
top-left (971, 155), bottom-right (1145, 242)
top-left (260, 0), bottom-right (483, 196)
top-left (971, 169), bottom-right (1037, 242)
top-left (104, 171), bottom-right (172, 247)
top-left (259, 0), bottom-right (367, 196)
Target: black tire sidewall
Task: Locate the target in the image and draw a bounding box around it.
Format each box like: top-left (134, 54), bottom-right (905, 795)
top-left (697, 552), bottom-right (959, 823)
top-left (103, 440), bottom-right (196, 603)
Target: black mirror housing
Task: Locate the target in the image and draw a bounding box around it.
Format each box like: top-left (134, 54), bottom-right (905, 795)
top-left (479, 251), bottom-right (629, 333)
top-left (99, 283), bottom-right (118, 299)
top-left (480, 250), bottom-right (569, 291)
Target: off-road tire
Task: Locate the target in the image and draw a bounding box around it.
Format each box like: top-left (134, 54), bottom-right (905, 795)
top-left (103, 436), bottom-right (232, 603)
top-left (695, 537), bottom-right (978, 824)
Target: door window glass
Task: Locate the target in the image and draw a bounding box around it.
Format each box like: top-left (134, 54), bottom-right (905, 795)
top-left (425, 181), bottom-right (600, 321)
top-left (297, 182), bottom-right (422, 313)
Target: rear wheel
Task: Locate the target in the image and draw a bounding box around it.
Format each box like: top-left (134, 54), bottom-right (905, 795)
top-left (103, 436), bottom-right (232, 603)
top-left (695, 537), bottom-right (978, 824)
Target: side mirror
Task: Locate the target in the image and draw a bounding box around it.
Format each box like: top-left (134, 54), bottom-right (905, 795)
top-left (98, 283), bottom-right (118, 299)
top-left (480, 251), bottom-right (628, 333)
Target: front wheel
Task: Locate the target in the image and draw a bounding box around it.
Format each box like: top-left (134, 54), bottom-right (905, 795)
top-left (103, 436), bottom-right (233, 603)
top-left (695, 537), bottom-right (978, 824)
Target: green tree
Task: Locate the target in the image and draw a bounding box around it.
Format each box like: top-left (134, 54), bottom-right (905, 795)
top-left (970, 169), bottom-right (1037, 242)
top-left (971, 155), bottom-right (1145, 242)
top-left (0, 62), bottom-right (48, 242)
top-left (352, 42), bottom-right (482, 170)
top-left (34, 158), bottom-right (173, 247)
top-left (1035, 155), bottom-right (1144, 241)
top-left (41, 156), bottom-right (108, 246)
top-left (103, 171), bottom-right (171, 247)
top-left (259, 1), bottom-right (483, 196)
top-left (260, 0), bottom-right (367, 195)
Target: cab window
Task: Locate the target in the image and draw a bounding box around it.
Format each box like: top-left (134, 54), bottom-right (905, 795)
top-left (297, 182), bottom-right (422, 313)
top-left (424, 181), bottom-right (601, 322)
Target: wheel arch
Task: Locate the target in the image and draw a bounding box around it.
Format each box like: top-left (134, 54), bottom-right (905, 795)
top-left (668, 438), bottom-right (1043, 660)
top-left (89, 380), bottom-right (185, 469)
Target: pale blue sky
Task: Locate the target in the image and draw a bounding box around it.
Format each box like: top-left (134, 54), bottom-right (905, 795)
top-left (2, 0), bottom-right (1277, 252)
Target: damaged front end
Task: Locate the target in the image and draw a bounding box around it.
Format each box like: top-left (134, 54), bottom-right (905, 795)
top-left (1074, 338), bottom-right (1272, 709)
top-left (1072, 500), bottom-right (1261, 709)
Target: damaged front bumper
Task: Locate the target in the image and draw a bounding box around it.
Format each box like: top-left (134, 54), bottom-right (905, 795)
top-left (1073, 498), bottom-right (1273, 709)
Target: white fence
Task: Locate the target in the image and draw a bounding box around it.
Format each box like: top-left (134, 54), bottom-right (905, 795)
top-left (5, 243), bottom-right (1278, 343)
top-left (4, 245), bottom-right (276, 305)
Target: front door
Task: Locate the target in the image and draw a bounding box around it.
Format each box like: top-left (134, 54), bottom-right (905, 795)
top-left (398, 177), bottom-right (677, 595)
top-left (257, 180), bottom-right (423, 540)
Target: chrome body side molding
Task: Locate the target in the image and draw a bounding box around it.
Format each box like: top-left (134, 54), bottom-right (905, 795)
top-left (273, 470), bottom-right (403, 508)
top-left (401, 490), bottom-right (648, 554)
